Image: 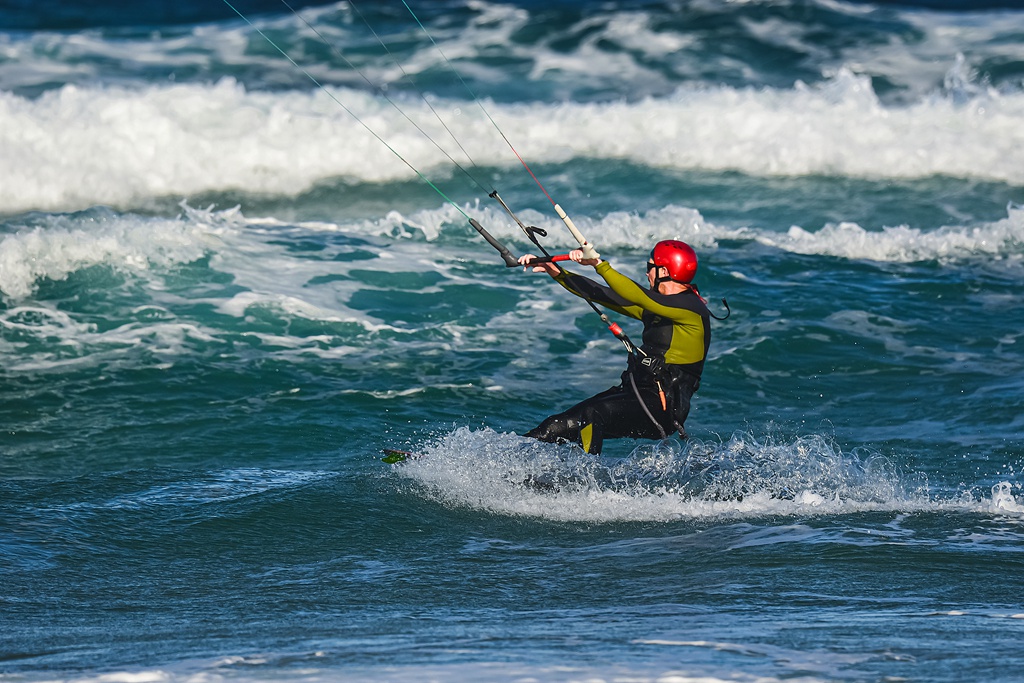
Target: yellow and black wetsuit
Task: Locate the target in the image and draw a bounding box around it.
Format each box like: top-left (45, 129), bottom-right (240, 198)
top-left (526, 260), bottom-right (711, 454)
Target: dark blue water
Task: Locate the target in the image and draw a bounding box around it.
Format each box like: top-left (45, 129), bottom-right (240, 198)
top-left (2, 1), bottom-right (1024, 681)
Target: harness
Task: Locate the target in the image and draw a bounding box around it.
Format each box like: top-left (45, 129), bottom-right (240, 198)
top-left (624, 351), bottom-right (701, 440)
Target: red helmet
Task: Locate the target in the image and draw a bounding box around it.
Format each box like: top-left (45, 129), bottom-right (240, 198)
top-left (650, 240), bottom-right (698, 283)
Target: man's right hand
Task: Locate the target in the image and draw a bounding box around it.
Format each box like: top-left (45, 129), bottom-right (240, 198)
top-left (567, 249), bottom-right (601, 268)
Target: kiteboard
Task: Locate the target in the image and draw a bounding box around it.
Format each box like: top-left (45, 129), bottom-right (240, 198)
top-left (381, 448), bottom-right (419, 464)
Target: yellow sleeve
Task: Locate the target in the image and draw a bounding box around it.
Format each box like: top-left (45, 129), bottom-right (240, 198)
top-left (551, 267), bottom-right (645, 320)
top-left (594, 261), bottom-right (689, 321)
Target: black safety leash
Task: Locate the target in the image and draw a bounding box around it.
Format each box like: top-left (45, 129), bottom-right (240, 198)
top-left (711, 299), bottom-right (732, 320)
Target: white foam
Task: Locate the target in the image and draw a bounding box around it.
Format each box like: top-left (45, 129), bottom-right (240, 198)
top-left (756, 203), bottom-right (1024, 263)
top-left (0, 208), bottom-right (219, 299)
top-left (0, 309), bottom-right (224, 373)
top-left (0, 79), bottom-right (412, 213)
top-left (990, 482), bottom-right (1024, 513)
top-left (391, 427), bottom-right (1024, 524)
top-left (3, 60), bottom-right (1024, 214)
top-left (393, 428), bottom-right (896, 523)
top-left (0, 205), bottom-right (382, 368)
top-left (649, 66), bottom-right (1023, 183)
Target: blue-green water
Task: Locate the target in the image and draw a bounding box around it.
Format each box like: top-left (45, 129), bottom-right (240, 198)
top-left (2, 1), bottom-right (1024, 681)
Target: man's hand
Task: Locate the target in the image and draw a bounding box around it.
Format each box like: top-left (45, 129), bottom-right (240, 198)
top-left (518, 254), bottom-right (560, 277)
top-left (568, 249), bottom-right (601, 267)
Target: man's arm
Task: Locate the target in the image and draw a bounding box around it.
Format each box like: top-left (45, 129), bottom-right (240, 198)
top-left (518, 253), bottom-right (642, 319)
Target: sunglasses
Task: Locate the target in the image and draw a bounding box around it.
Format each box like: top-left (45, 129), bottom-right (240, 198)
top-left (647, 261), bottom-right (658, 271)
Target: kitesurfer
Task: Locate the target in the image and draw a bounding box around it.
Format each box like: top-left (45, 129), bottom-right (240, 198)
top-left (518, 241), bottom-right (711, 455)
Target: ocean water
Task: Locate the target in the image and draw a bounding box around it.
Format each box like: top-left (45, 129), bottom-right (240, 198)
top-left (2, 0), bottom-right (1024, 681)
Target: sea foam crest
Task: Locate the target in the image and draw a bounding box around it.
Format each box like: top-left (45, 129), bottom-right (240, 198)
top-left (0, 206), bottom-right (229, 300)
top-left (758, 203), bottom-right (1024, 263)
top-left (2, 63), bottom-right (1023, 214)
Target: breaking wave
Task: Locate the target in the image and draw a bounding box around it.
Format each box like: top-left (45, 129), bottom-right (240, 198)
top-left (2, 62), bottom-right (1023, 214)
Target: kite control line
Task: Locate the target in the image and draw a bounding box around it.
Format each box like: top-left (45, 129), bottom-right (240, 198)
top-left (485, 191), bottom-right (590, 267)
top-left (399, 0), bottom-right (597, 257)
top-left (250, 0), bottom-right (600, 271)
top-left (469, 215), bottom-right (636, 357)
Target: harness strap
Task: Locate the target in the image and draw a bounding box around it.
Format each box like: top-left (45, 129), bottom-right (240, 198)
top-left (628, 371), bottom-right (667, 440)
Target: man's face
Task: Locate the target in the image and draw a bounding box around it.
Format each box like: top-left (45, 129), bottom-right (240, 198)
top-left (646, 261), bottom-right (662, 289)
